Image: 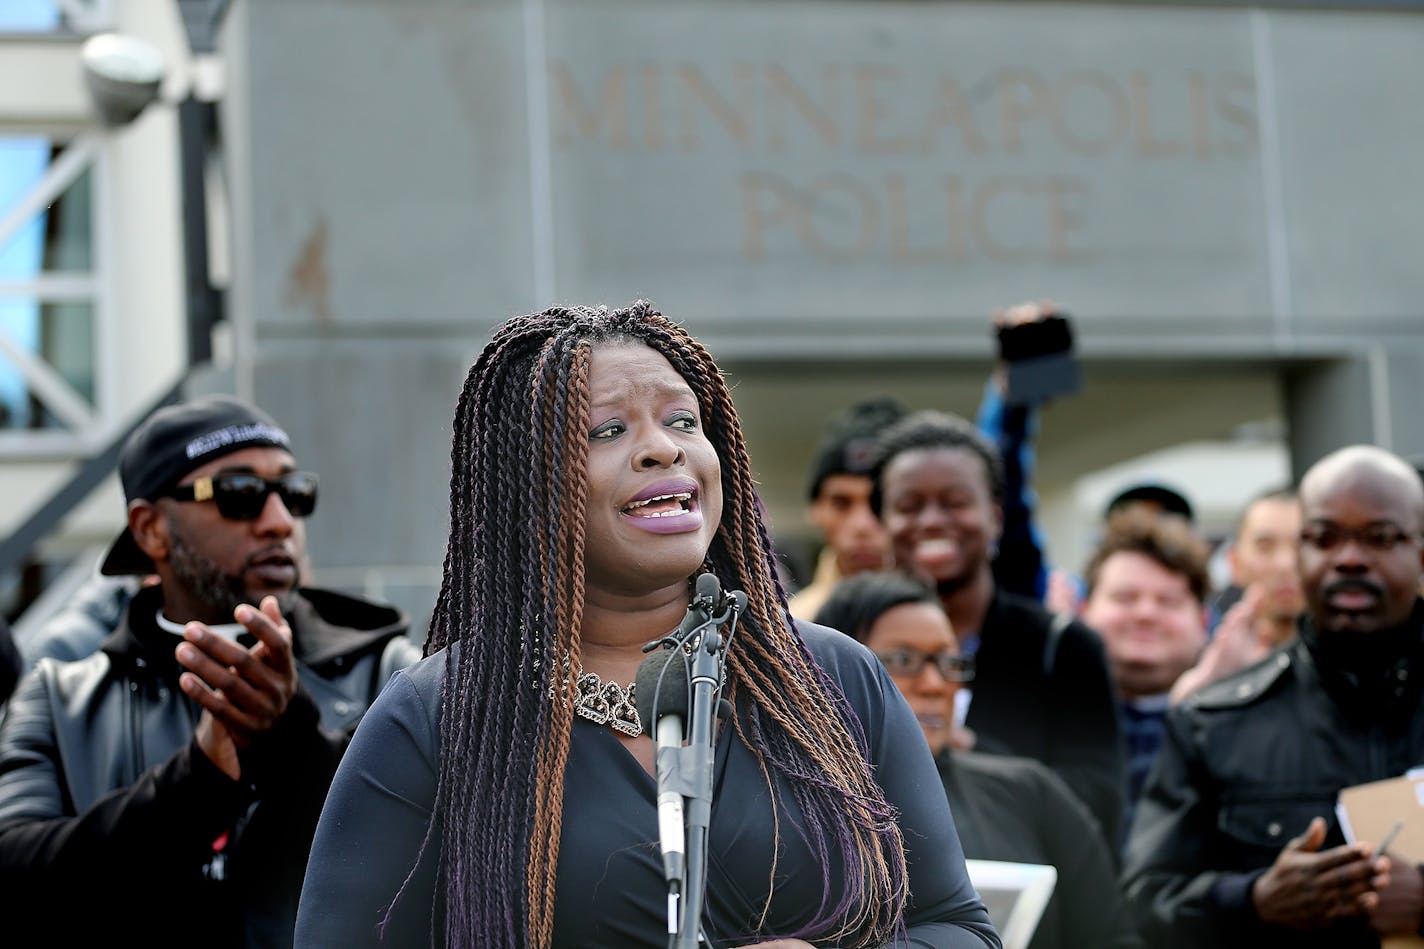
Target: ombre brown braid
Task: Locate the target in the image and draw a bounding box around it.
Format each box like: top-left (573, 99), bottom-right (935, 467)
top-left (416, 302), bottom-right (907, 948)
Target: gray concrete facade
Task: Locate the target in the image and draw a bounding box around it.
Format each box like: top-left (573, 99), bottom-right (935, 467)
top-left (220, 0), bottom-right (1424, 629)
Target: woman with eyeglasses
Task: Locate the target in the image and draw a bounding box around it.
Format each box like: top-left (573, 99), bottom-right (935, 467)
top-left (816, 571), bottom-right (1142, 949)
top-left (294, 303), bottom-right (999, 948)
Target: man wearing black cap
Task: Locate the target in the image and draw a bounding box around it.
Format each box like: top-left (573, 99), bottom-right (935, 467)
top-left (1105, 483), bottom-right (1197, 524)
top-left (0, 395), bottom-right (420, 947)
top-left (789, 397), bottom-right (909, 621)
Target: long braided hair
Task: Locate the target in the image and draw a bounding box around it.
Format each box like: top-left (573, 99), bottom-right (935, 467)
top-left (422, 301), bottom-right (907, 948)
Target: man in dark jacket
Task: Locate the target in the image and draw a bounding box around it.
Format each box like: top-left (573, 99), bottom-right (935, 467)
top-left (0, 395), bottom-right (420, 947)
top-left (1123, 444), bottom-right (1424, 948)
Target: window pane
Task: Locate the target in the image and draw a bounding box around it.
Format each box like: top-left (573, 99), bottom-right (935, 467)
top-left (0, 297), bottom-right (95, 431)
top-left (0, 135), bottom-right (96, 431)
top-left (0, 1), bottom-right (60, 33)
top-left (0, 138), bottom-right (94, 276)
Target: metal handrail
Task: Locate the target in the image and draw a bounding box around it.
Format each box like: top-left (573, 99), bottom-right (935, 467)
top-left (0, 374), bottom-right (188, 576)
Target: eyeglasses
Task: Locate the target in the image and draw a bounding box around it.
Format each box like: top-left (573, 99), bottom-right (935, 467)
top-left (1299, 523), bottom-right (1421, 553)
top-left (160, 472), bottom-right (319, 521)
top-left (874, 648), bottom-right (975, 682)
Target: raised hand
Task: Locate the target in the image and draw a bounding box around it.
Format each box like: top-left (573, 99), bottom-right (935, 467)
top-left (1043, 566), bottom-right (1082, 616)
top-left (992, 299), bottom-right (1059, 329)
top-left (1170, 585), bottom-right (1269, 704)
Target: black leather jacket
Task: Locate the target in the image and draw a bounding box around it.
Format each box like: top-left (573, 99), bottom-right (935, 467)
top-left (1122, 601), bottom-right (1424, 949)
top-left (0, 617), bottom-right (18, 708)
top-left (15, 572), bottom-right (138, 671)
top-left (0, 585), bottom-right (421, 948)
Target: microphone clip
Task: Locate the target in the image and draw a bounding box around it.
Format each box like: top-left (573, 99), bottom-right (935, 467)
top-left (642, 574), bottom-right (746, 657)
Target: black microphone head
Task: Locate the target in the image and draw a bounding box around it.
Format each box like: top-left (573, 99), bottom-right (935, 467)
top-left (635, 647), bottom-right (690, 733)
top-left (695, 571), bottom-right (722, 605)
top-left (728, 590), bottom-right (748, 613)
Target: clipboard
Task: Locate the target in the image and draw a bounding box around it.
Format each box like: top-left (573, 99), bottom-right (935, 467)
top-left (964, 859), bottom-right (1056, 949)
top-left (1336, 771), bottom-right (1424, 859)
top-left (1336, 771), bottom-right (1424, 949)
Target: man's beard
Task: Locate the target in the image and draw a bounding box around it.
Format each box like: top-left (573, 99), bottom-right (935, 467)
top-left (167, 520), bottom-right (294, 621)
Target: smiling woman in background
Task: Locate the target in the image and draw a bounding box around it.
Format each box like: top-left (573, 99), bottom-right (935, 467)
top-left (816, 570), bottom-right (1141, 949)
top-left (294, 302), bottom-right (999, 949)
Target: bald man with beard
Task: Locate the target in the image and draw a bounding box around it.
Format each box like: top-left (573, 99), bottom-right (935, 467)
top-left (1123, 445), bottom-right (1424, 949)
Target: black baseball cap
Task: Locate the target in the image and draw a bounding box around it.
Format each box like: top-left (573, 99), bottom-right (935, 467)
top-left (806, 398), bottom-right (909, 500)
top-left (1105, 483), bottom-right (1195, 524)
top-left (101, 395), bottom-right (293, 576)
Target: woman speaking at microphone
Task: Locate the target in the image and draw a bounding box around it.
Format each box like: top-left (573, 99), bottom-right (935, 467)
top-left (295, 302), bottom-right (998, 949)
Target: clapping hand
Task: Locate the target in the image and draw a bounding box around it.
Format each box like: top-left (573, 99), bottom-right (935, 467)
top-left (176, 596), bottom-right (299, 780)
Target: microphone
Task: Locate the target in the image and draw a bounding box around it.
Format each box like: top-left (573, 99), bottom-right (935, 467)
top-left (646, 572), bottom-right (723, 656)
top-left (693, 571), bottom-right (722, 607)
top-left (682, 573), bottom-right (723, 644)
top-left (636, 574), bottom-right (745, 946)
top-left (635, 647), bottom-right (690, 919)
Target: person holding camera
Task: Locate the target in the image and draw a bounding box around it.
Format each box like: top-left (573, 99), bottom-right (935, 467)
top-left (792, 301), bottom-right (1075, 622)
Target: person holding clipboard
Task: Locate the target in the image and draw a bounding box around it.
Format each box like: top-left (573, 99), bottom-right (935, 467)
top-left (1124, 445), bottom-right (1424, 948)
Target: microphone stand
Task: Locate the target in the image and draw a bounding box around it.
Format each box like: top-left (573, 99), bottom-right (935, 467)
top-left (645, 580), bottom-right (741, 949)
top-left (677, 616), bottom-right (727, 949)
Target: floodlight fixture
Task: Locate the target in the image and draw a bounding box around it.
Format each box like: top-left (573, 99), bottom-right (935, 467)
top-left (80, 33), bottom-right (166, 127)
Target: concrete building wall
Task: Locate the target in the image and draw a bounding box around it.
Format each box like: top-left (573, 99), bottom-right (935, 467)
top-left (226, 0), bottom-right (1424, 350)
top-left (212, 0), bottom-right (1422, 628)
top-left (4, 1), bottom-right (1420, 631)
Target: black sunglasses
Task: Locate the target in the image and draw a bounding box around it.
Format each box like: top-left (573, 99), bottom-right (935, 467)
top-left (160, 471), bottom-right (319, 521)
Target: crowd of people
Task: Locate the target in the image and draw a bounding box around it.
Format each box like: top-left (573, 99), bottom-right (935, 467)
top-left (0, 298), bottom-right (1421, 949)
top-left (783, 302), bottom-right (1424, 948)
